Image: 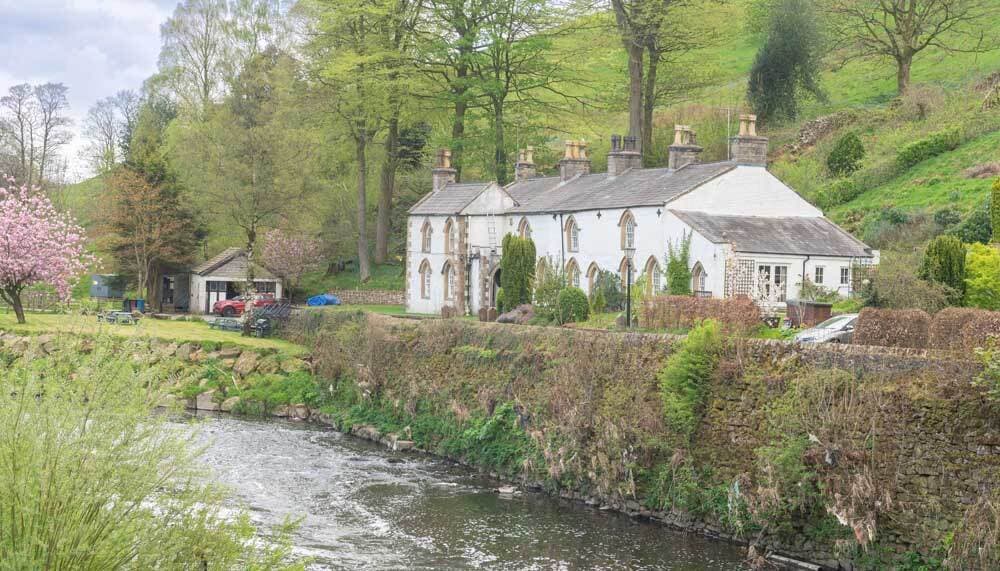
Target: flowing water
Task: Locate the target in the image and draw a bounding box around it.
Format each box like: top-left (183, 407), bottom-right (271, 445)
top-left (194, 414), bottom-right (749, 570)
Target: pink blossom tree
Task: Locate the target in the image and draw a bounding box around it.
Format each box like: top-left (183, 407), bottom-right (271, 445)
top-left (0, 180), bottom-right (91, 323)
top-left (262, 229), bottom-right (322, 297)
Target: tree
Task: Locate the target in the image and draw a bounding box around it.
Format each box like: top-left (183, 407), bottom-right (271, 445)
top-left (262, 229), bottom-right (322, 295)
top-left (826, 0), bottom-right (997, 94)
top-left (918, 235), bottom-right (966, 304)
top-left (964, 242), bottom-right (1000, 310)
top-left (499, 234), bottom-right (536, 311)
top-left (991, 177), bottom-right (999, 243)
top-left (82, 97), bottom-right (121, 174)
top-left (0, 83), bottom-right (72, 189)
top-left (666, 231), bottom-right (692, 294)
top-left (103, 167), bottom-right (200, 308)
top-left (747, 0), bottom-right (825, 123)
top-left (159, 0), bottom-right (229, 114)
top-left (0, 181), bottom-right (90, 324)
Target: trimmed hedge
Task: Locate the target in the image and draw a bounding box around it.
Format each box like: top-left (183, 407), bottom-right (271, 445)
top-left (853, 308), bottom-right (931, 349)
top-left (896, 128), bottom-right (962, 170)
top-left (640, 295), bottom-right (760, 332)
top-left (929, 307), bottom-right (1000, 352)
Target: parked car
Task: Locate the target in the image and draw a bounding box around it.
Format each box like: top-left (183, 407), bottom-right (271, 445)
top-left (212, 294), bottom-right (276, 317)
top-left (794, 314), bottom-right (858, 344)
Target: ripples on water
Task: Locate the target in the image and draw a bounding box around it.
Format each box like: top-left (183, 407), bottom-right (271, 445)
top-left (192, 414), bottom-right (749, 570)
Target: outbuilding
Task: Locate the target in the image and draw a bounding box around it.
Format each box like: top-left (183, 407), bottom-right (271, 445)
top-left (163, 248), bottom-right (283, 315)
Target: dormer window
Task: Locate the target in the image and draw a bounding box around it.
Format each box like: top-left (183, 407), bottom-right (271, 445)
top-left (420, 219), bottom-right (432, 253)
top-left (565, 216), bottom-right (580, 252)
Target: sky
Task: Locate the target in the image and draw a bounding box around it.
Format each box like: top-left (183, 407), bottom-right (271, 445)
top-left (0, 0), bottom-right (179, 181)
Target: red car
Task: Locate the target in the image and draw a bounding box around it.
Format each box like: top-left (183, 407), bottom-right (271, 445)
top-left (213, 294), bottom-right (276, 317)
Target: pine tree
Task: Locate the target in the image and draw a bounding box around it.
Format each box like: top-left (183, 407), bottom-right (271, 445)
top-left (919, 235), bottom-right (966, 305)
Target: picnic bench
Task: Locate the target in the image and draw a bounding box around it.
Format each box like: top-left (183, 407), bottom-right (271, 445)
top-left (97, 311), bottom-right (140, 325)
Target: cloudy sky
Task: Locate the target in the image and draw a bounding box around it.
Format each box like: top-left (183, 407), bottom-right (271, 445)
top-left (0, 0), bottom-right (179, 181)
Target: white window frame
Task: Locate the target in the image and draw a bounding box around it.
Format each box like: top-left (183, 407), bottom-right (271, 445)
top-left (421, 266), bottom-right (431, 299)
top-left (445, 264), bottom-right (457, 300)
top-left (840, 267), bottom-right (850, 285)
top-left (814, 266), bottom-right (824, 285)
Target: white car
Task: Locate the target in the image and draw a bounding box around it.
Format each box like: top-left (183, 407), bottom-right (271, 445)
top-left (794, 314), bottom-right (858, 344)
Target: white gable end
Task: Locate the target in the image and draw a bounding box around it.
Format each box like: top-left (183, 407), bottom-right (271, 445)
top-left (461, 183), bottom-right (514, 215)
top-left (667, 166), bottom-right (822, 218)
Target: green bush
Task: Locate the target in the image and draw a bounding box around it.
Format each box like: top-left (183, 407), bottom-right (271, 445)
top-left (589, 288), bottom-right (607, 313)
top-left (591, 269), bottom-right (624, 311)
top-left (657, 320), bottom-right (722, 439)
top-left (667, 232), bottom-right (692, 295)
top-left (532, 257), bottom-right (564, 322)
top-left (495, 287), bottom-right (505, 313)
top-left (499, 234), bottom-right (536, 311)
top-left (556, 287), bottom-right (589, 324)
top-left (816, 179), bottom-right (862, 209)
top-left (896, 128), bottom-right (962, 169)
top-left (952, 204), bottom-right (993, 244)
top-left (918, 235), bottom-right (966, 304)
top-left (964, 243), bottom-right (1000, 310)
top-left (827, 132), bottom-right (865, 177)
top-left (933, 207), bottom-right (962, 228)
top-left (991, 178), bottom-right (1000, 243)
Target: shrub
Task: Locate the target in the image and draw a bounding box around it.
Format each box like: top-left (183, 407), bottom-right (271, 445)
top-left (934, 207), bottom-right (962, 228)
top-left (591, 269), bottom-right (624, 311)
top-left (991, 178), bottom-right (1000, 243)
top-left (499, 234), bottom-right (536, 311)
top-left (952, 204), bottom-right (993, 244)
top-left (859, 250), bottom-right (953, 313)
top-left (816, 179), bottom-right (862, 209)
top-left (827, 132), bottom-right (865, 177)
top-left (896, 127), bottom-right (962, 170)
top-left (658, 320), bottom-right (722, 439)
top-left (532, 257), bottom-right (563, 322)
top-left (641, 295), bottom-right (761, 333)
top-left (964, 243), bottom-right (1000, 310)
top-left (930, 307), bottom-right (1000, 351)
top-left (853, 307), bottom-right (931, 349)
top-left (495, 287), bottom-right (505, 313)
top-left (556, 287), bottom-right (589, 324)
top-left (667, 232), bottom-right (692, 295)
top-left (918, 235), bottom-right (966, 304)
top-left (590, 288), bottom-right (607, 313)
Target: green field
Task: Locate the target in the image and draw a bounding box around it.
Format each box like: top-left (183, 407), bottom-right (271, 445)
top-left (0, 312), bottom-right (307, 354)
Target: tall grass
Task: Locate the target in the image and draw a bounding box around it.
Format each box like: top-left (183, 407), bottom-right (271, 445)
top-left (0, 337), bottom-right (302, 569)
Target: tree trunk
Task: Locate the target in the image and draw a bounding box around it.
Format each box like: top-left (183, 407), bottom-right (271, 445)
top-left (452, 95), bottom-right (467, 183)
top-left (9, 291), bottom-right (26, 325)
top-left (627, 43), bottom-right (644, 149)
top-left (896, 54), bottom-right (912, 94)
top-left (642, 47), bottom-right (659, 167)
top-left (492, 97), bottom-right (508, 185)
top-left (356, 134), bottom-right (371, 282)
top-left (376, 113), bottom-right (399, 265)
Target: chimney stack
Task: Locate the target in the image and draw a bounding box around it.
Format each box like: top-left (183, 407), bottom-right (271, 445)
top-left (514, 146), bottom-right (536, 181)
top-left (559, 140), bottom-right (591, 182)
top-left (607, 134), bottom-right (642, 176)
top-left (432, 148), bottom-right (457, 191)
top-left (729, 114), bottom-right (768, 166)
top-left (668, 125), bottom-right (703, 169)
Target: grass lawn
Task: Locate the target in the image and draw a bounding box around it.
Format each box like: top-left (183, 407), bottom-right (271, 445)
top-left (0, 312), bottom-right (307, 355)
top-left (298, 264), bottom-right (405, 296)
top-left (318, 304), bottom-right (408, 316)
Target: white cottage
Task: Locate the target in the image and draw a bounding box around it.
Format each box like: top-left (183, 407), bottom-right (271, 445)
top-left (405, 115), bottom-right (877, 316)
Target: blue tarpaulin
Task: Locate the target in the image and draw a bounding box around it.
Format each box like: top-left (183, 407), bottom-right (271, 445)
top-left (307, 293), bottom-right (341, 307)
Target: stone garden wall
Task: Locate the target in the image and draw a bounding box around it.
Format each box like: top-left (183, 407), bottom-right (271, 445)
top-left (329, 289), bottom-right (404, 305)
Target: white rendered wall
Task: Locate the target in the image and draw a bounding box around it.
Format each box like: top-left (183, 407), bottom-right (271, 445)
top-left (668, 166), bottom-right (823, 218)
top-left (406, 214), bottom-right (455, 314)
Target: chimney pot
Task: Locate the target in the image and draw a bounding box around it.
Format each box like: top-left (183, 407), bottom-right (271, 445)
top-left (514, 145), bottom-right (537, 181)
top-left (731, 115), bottom-right (768, 166)
top-left (559, 139), bottom-right (591, 181)
top-left (668, 124), bottom-right (703, 170)
top-left (432, 148), bottom-right (457, 191)
top-left (607, 133), bottom-right (642, 176)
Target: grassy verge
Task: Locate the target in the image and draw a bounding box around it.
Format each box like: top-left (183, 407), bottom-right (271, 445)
top-left (298, 264), bottom-right (405, 294)
top-left (0, 312), bottom-right (307, 354)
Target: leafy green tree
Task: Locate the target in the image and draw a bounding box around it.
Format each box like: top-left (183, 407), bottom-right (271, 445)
top-left (499, 233), bottom-right (536, 311)
top-left (991, 177), bottom-right (1000, 243)
top-left (919, 235), bottom-right (966, 304)
top-left (666, 231), bottom-right (692, 295)
top-left (747, 0), bottom-right (825, 122)
top-left (964, 243), bottom-right (1000, 310)
top-left (826, 132), bottom-right (865, 177)
top-left (951, 203), bottom-right (993, 244)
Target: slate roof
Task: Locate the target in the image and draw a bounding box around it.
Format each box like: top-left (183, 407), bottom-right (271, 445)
top-left (191, 247), bottom-right (276, 279)
top-left (671, 210), bottom-right (874, 258)
top-left (409, 182), bottom-right (492, 215)
top-left (505, 162), bottom-right (735, 214)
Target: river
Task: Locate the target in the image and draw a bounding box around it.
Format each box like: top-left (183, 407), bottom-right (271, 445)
top-left (193, 414), bottom-right (749, 570)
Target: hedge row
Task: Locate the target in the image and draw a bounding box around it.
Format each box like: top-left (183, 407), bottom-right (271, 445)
top-left (896, 127), bottom-right (962, 169)
top-left (855, 307), bottom-right (1000, 350)
top-left (640, 295), bottom-right (760, 333)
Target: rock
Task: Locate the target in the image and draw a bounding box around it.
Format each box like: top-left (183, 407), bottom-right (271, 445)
top-left (184, 397), bottom-right (197, 410)
top-left (280, 359), bottom-right (306, 374)
top-left (220, 396), bottom-right (241, 412)
top-left (392, 440), bottom-right (415, 452)
top-left (289, 404), bottom-right (310, 420)
top-left (233, 351), bottom-right (258, 377)
top-left (256, 356), bottom-right (280, 375)
top-left (271, 405), bottom-right (290, 418)
top-left (196, 391), bottom-right (221, 411)
top-left (175, 343), bottom-right (195, 361)
top-left (218, 347), bottom-right (241, 360)
top-left (497, 304), bottom-right (534, 325)
top-left (495, 485), bottom-right (520, 495)
top-left (188, 349), bottom-right (205, 363)
top-left (158, 394), bottom-right (179, 408)
top-left (220, 358), bottom-right (237, 369)
top-left (351, 425), bottom-right (381, 441)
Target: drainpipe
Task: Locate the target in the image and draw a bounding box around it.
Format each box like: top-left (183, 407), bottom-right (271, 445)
top-left (558, 213), bottom-right (566, 283)
top-left (800, 255), bottom-right (811, 299)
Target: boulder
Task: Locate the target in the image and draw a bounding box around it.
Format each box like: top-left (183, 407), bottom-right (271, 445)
top-left (175, 343), bottom-right (195, 361)
top-left (497, 304), bottom-right (534, 325)
top-left (233, 351), bottom-right (258, 377)
top-left (495, 485), bottom-right (520, 495)
top-left (392, 440), bottom-right (415, 452)
top-left (351, 425), bottom-right (381, 442)
top-left (218, 347), bottom-right (242, 360)
top-left (220, 396), bottom-right (241, 412)
top-left (196, 391), bottom-right (221, 411)
top-left (256, 356), bottom-right (280, 375)
top-left (280, 359), bottom-right (308, 374)
top-left (271, 405), bottom-right (290, 418)
top-left (289, 404), bottom-right (310, 420)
